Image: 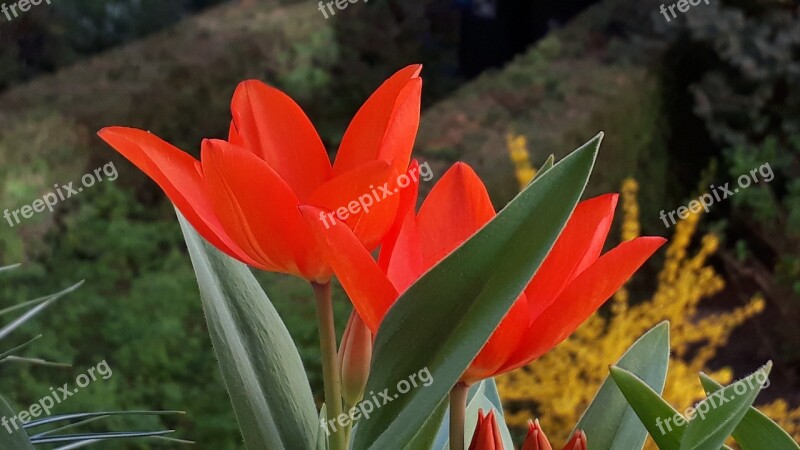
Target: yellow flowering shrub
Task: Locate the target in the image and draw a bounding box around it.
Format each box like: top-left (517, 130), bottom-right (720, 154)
top-left (506, 133), bottom-right (537, 188)
top-left (498, 134), bottom-right (800, 444)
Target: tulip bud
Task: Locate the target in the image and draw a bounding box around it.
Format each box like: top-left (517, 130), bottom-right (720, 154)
top-left (522, 419), bottom-right (553, 450)
top-left (468, 409), bottom-right (504, 450)
top-left (338, 311), bottom-right (372, 407)
top-left (562, 430), bottom-right (588, 450)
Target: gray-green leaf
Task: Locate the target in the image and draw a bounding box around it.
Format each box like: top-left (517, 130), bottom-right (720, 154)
top-left (178, 213), bottom-right (318, 450)
top-left (576, 321), bottom-right (671, 450)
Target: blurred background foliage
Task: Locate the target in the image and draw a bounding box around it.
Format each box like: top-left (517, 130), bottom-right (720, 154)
top-left (0, 0), bottom-right (797, 447)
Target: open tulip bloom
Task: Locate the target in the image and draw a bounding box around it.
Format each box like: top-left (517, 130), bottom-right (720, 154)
top-left (96, 65), bottom-right (699, 450)
top-left (99, 64), bottom-right (422, 283)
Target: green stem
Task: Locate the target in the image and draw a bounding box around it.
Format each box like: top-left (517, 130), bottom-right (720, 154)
top-left (449, 382), bottom-right (469, 450)
top-left (313, 282), bottom-right (346, 450)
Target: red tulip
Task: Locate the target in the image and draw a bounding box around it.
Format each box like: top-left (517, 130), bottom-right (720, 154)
top-left (522, 419), bottom-right (553, 450)
top-left (562, 430), bottom-right (588, 450)
top-left (300, 162), bottom-right (666, 383)
top-left (468, 409), bottom-right (504, 450)
top-left (98, 65), bottom-right (422, 282)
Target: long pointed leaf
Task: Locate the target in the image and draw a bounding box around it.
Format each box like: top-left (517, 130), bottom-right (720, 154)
top-left (178, 214), bottom-right (318, 450)
top-left (353, 134), bottom-right (602, 449)
top-left (0, 281), bottom-right (83, 339)
top-left (610, 366), bottom-right (686, 450)
top-left (575, 321), bottom-right (671, 450)
top-left (699, 372), bottom-right (800, 450)
top-left (0, 395), bottom-right (34, 450)
top-left (679, 362), bottom-right (772, 450)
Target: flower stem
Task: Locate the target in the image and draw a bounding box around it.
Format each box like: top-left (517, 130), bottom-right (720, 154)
top-left (449, 382), bottom-right (469, 450)
top-left (313, 282), bottom-right (345, 450)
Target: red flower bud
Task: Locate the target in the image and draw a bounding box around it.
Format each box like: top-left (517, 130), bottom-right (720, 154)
top-left (562, 430), bottom-right (588, 450)
top-left (522, 419), bottom-right (553, 450)
top-left (338, 311), bottom-right (372, 407)
top-left (468, 409), bottom-right (504, 450)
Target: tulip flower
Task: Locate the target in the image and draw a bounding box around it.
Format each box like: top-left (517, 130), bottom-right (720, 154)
top-left (300, 162), bottom-right (666, 383)
top-left (522, 419), bottom-right (552, 450)
top-left (562, 430), bottom-right (588, 450)
top-left (98, 65), bottom-right (422, 283)
top-left (468, 409), bottom-right (504, 450)
top-left (520, 419), bottom-right (587, 450)
top-left (338, 311), bottom-right (372, 408)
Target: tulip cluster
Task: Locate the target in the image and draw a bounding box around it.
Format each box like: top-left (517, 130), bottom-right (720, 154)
top-left (468, 413), bottom-right (587, 450)
top-left (99, 65), bottom-right (665, 450)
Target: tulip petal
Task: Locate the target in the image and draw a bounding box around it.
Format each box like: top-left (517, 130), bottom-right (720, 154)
top-left (378, 161), bottom-right (421, 267)
top-left (501, 236), bottom-right (666, 372)
top-left (97, 127), bottom-right (263, 269)
top-left (333, 65), bottom-right (422, 176)
top-left (201, 139), bottom-right (326, 280)
top-left (523, 194), bottom-right (618, 318)
top-left (307, 161), bottom-right (400, 251)
top-left (299, 206), bottom-right (399, 333)
top-left (416, 162), bottom-right (495, 270)
top-left (230, 80), bottom-right (332, 201)
top-left (378, 161), bottom-right (424, 292)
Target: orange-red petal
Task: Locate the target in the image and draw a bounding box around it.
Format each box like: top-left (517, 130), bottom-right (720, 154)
top-left (229, 80), bottom-right (332, 201)
top-left (299, 205), bottom-right (398, 333)
top-left (333, 65), bottom-right (422, 176)
top-left (378, 161), bottom-right (421, 271)
top-left (501, 236), bottom-right (667, 372)
top-left (416, 162), bottom-right (495, 270)
top-left (97, 127), bottom-right (263, 269)
top-left (307, 161), bottom-right (400, 251)
top-left (201, 139), bottom-right (327, 281)
top-left (523, 194), bottom-right (618, 319)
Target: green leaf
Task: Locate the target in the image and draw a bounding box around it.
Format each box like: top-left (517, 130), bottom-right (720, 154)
top-left (316, 407), bottom-right (329, 450)
top-left (699, 372), bottom-right (799, 450)
top-left (0, 395), bottom-right (34, 449)
top-left (403, 398), bottom-right (448, 450)
top-left (532, 154), bottom-right (555, 183)
top-left (679, 362), bottom-right (773, 450)
top-left (610, 366), bottom-right (686, 450)
top-left (353, 134), bottom-right (601, 450)
top-left (178, 213), bottom-right (318, 450)
top-left (575, 321), bottom-right (671, 450)
top-left (0, 281), bottom-right (83, 318)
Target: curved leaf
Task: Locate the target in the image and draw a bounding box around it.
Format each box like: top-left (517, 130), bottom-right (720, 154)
top-left (575, 321), bottom-right (670, 450)
top-left (699, 372), bottom-right (799, 450)
top-left (178, 213), bottom-right (318, 450)
top-left (679, 362), bottom-right (772, 450)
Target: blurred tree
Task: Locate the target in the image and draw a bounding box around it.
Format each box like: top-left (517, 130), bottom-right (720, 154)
top-left (0, 0), bottom-right (225, 90)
